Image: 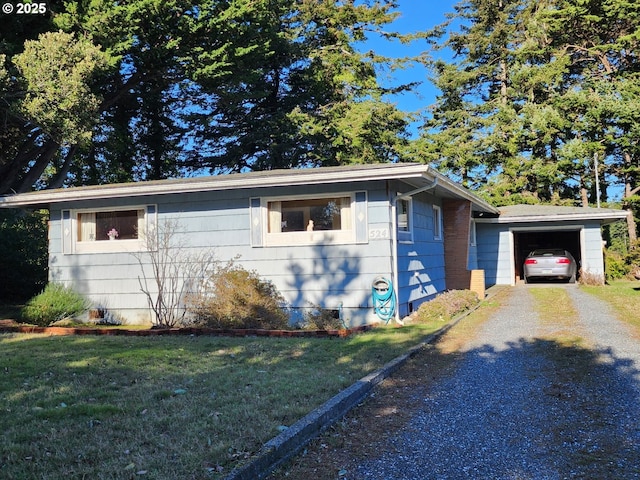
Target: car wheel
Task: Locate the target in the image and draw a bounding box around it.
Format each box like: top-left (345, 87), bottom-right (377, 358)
top-left (568, 273), bottom-right (576, 284)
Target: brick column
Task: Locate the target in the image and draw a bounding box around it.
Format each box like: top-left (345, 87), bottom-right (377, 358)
top-left (443, 199), bottom-right (471, 290)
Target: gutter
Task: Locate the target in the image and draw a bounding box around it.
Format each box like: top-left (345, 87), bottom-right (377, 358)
top-left (475, 212), bottom-right (629, 224)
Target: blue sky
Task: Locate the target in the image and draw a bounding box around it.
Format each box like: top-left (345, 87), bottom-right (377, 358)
top-left (365, 1), bottom-right (459, 117)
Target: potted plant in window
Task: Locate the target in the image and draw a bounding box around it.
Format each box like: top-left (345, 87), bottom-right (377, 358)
top-left (107, 228), bottom-right (119, 240)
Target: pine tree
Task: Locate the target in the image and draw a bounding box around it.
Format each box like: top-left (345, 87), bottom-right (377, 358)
top-left (421, 0), bottom-right (640, 217)
top-left (0, 0), bottom-right (425, 192)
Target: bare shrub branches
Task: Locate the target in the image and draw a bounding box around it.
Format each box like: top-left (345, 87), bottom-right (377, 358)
top-left (132, 219), bottom-right (216, 328)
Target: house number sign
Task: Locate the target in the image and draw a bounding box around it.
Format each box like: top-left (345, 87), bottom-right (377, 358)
top-left (369, 228), bottom-right (389, 239)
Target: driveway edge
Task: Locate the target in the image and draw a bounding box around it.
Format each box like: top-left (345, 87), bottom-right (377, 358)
top-left (224, 286), bottom-right (507, 480)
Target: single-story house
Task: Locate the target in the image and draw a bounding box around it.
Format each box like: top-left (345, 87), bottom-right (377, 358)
top-left (0, 163), bottom-right (628, 325)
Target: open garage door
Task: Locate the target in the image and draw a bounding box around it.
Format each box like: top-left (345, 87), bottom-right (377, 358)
top-left (513, 229), bottom-right (582, 283)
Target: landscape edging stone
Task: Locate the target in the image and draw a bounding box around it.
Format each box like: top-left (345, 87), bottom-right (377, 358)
top-left (223, 286), bottom-right (506, 480)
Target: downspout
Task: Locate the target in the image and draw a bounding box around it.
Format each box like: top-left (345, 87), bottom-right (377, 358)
top-left (390, 189), bottom-right (400, 324)
top-left (390, 176), bottom-right (439, 324)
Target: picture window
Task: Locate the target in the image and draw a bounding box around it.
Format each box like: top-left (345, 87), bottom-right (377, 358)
top-left (78, 210), bottom-right (142, 242)
top-left (268, 197), bottom-right (351, 233)
top-left (262, 194), bottom-right (356, 246)
top-left (65, 206), bottom-right (155, 254)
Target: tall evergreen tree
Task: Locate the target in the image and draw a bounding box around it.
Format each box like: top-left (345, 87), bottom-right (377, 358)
top-left (421, 0), bottom-right (640, 215)
top-left (183, 0), bottom-right (418, 173)
top-left (0, 0), bottom-right (424, 192)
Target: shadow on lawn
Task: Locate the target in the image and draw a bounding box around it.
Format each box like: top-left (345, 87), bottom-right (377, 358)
top-left (268, 336), bottom-right (640, 480)
top-left (2, 332), bottom-right (640, 479)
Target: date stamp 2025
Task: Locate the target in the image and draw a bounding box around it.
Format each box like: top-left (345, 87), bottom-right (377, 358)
top-left (2, 2), bottom-right (47, 15)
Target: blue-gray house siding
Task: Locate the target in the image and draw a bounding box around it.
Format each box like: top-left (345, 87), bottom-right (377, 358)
top-left (395, 189), bottom-right (445, 315)
top-left (4, 164), bottom-right (624, 327)
top-left (44, 173), bottom-right (468, 325)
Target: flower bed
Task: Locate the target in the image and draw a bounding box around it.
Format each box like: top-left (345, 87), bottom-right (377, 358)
top-left (0, 321), bottom-right (375, 338)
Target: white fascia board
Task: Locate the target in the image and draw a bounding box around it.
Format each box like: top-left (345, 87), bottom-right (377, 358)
top-left (475, 212), bottom-right (629, 224)
top-left (0, 164), bottom-right (434, 208)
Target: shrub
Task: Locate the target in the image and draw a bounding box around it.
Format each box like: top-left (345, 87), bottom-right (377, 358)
top-left (300, 304), bottom-right (344, 330)
top-left (21, 283), bottom-right (91, 326)
top-left (625, 242), bottom-right (640, 279)
top-left (133, 219), bottom-right (217, 328)
top-left (604, 249), bottom-right (629, 281)
top-left (601, 243), bottom-right (640, 282)
top-left (187, 262), bottom-right (289, 330)
top-left (413, 290), bottom-right (479, 323)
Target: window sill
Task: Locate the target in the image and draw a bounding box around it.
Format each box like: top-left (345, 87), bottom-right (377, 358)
top-left (264, 230), bottom-right (355, 247)
top-left (398, 231), bottom-right (413, 244)
top-left (74, 239), bottom-right (146, 254)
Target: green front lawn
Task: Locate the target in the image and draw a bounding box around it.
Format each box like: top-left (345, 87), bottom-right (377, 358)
top-left (581, 280), bottom-right (640, 332)
top-left (0, 320), bottom-right (449, 479)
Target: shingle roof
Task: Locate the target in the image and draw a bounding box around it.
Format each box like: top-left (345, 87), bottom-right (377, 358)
top-left (0, 163), bottom-right (497, 214)
top-left (486, 204), bottom-right (629, 224)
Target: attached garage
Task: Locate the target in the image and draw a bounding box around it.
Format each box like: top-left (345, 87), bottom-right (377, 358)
top-left (475, 204), bottom-right (629, 286)
top-left (513, 227), bottom-right (582, 282)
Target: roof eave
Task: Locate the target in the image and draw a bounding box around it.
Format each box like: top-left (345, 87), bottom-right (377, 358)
top-left (428, 170), bottom-right (498, 214)
top-left (0, 164), bottom-right (500, 214)
top-left (476, 212), bottom-right (629, 224)
top-left (0, 164), bottom-right (434, 208)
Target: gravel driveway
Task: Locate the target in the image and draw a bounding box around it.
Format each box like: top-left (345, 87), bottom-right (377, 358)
top-left (273, 285), bottom-right (640, 479)
top-left (350, 286), bottom-right (640, 479)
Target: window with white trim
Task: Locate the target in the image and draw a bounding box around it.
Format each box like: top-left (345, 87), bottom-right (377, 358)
top-left (433, 205), bottom-right (442, 240)
top-left (396, 197), bottom-right (413, 242)
top-left (78, 209), bottom-right (143, 242)
top-left (66, 205), bottom-right (155, 253)
top-left (470, 219), bottom-right (477, 246)
top-left (262, 194), bottom-right (356, 246)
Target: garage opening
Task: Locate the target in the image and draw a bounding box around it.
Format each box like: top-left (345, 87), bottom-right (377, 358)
top-left (513, 229), bottom-right (582, 283)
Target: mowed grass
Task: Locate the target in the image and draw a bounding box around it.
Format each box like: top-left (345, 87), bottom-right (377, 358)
top-left (527, 284), bottom-right (640, 476)
top-left (528, 287), bottom-right (587, 347)
top-left (581, 280), bottom-right (640, 332)
top-left (0, 321), bottom-right (451, 479)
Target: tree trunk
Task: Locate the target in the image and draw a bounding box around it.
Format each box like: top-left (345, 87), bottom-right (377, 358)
top-left (623, 152), bottom-right (638, 242)
top-left (0, 138), bottom-right (49, 194)
top-left (14, 140), bottom-right (59, 193)
top-left (48, 145), bottom-right (78, 190)
top-left (580, 186), bottom-right (589, 207)
top-left (499, 58), bottom-right (508, 105)
top-left (626, 210), bottom-right (637, 243)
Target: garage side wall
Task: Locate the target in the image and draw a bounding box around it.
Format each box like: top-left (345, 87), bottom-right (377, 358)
top-left (580, 221), bottom-right (607, 281)
top-left (476, 223), bottom-right (511, 285)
